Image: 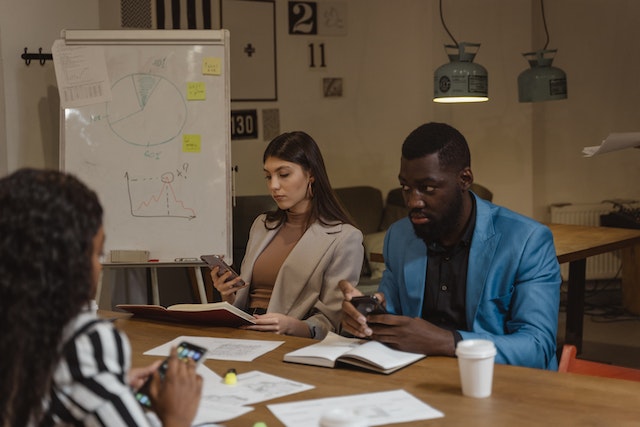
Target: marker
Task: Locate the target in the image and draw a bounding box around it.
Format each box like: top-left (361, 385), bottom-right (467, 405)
top-left (224, 368), bottom-right (237, 385)
top-left (174, 258), bottom-right (199, 262)
top-left (148, 259), bottom-right (159, 262)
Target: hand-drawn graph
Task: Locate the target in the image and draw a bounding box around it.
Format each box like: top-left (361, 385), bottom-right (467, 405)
top-left (107, 73), bottom-right (187, 147)
top-left (126, 166), bottom-right (196, 219)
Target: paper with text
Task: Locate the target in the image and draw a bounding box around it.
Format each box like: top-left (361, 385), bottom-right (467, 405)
top-left (268, 389), bottom-right (444, 426)
top-left (144, 335), bottom-right (284, 361)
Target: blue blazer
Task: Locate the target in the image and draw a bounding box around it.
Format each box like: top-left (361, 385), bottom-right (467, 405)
top-left (379, 194), bottom-right (561, 370)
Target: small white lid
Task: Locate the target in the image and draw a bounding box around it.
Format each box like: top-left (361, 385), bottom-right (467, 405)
top-left (455, 339), bottom-right (497, 359)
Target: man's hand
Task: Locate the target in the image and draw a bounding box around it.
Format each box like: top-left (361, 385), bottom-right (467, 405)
top-left (339, 280), bottom-right (387, 338)
top-left (366, 314), bottom-right (456, 356)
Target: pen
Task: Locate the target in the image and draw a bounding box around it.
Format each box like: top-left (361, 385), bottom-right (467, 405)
top-left (174, 257), bottom-right (199, 262)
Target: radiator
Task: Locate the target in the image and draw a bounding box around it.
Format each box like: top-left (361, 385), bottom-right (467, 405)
top-left (550, 203), bottom-right (620, 280)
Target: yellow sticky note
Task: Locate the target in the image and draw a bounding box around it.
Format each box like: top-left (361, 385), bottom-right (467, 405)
top-left (202, 57), bottom-right (222, 75)
top-left (187, 82), bottom-right (206, 100)
top-left (182, 134), bottom-right (201, 153)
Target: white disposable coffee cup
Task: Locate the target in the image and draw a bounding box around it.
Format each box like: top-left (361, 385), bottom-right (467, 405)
top-left (319, 408), bottom-right (367, 427)
top-left (455, 339), bottom-right (497, 398)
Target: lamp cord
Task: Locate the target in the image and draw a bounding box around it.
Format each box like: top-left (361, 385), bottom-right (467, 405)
top-left (541, 0), bottom-right (550, 50)
top-left (439, 0), bottom-right (458, 47)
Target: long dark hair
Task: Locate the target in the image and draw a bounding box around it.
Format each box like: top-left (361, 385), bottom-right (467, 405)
top-left (0, 168), bottom-right (103, 426)
top-left (262, 131), bottom-right (354, 230)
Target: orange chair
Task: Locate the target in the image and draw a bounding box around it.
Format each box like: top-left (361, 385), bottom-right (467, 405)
top-left (558, 344), bottom-right (640, 382)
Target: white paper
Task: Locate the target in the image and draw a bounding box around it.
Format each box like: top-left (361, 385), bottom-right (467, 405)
top-left (194, 365), bottom-right (255, 424)
top-left (582, 132), bottom-right (640, 157)
top-left (51, 39), bottom-right (112, 108)
top-left (268, 389), bottom-right (444, 426)
top-left (142, 350), bottom-right (313, 424)
top-left (144, 335), bottom-right (284, 361)
top-left (200, 370), bottom-right (314, 406)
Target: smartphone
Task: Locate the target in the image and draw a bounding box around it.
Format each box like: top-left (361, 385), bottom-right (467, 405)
top-left (350, 295), bottom-right (387, 316)
top-left (135, 341), bottom-right (207, 408)
top-left (200, 254), bottom-right (246, 288)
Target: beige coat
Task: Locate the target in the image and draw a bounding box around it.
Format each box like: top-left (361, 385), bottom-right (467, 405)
top-left (234, 214), bottom-right (364, 339)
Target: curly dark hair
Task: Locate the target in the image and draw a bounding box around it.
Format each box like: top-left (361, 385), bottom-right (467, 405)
top-left (402, 122), bottom-right (471, 172)
top-left (0, 168), bottom-right (103, 426)
top-left (262, 131), bottom-right (354, 230)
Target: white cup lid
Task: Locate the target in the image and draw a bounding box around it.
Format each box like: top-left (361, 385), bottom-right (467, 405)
top-left (455, 339), bottom-right (497, 358)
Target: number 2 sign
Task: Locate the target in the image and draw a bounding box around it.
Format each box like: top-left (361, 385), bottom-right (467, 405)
top-left (288, 1), bottom-right (317, 35)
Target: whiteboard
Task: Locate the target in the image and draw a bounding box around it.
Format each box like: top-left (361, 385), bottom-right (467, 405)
top-left (57, 30), bottom-right (232, 263)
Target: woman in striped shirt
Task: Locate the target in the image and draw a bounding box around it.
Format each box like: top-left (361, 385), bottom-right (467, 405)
top-left (0, 169), bottom-right (202, 426)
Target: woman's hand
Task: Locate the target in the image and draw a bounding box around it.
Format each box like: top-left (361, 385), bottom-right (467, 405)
top-left (243, 313), bottom-right (311, 337)
top-left (127, 360), bottom-right (162, 391)
top-left (149, 346), bottom-right (203, 427)
top-left (210, 266), bottom-right (246, 303)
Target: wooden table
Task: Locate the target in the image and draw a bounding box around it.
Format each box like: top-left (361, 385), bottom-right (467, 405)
top-left (107, 312), bottom-right (640, 426)
top-left (549, 223), bottom-right (640, 351)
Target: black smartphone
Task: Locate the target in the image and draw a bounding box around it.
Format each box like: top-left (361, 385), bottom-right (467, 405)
top-left (135, 341), bottom-right (208, 408)
top-left (200, 254), bottom-right (246, 288)
top-left (350, 295), bottom-right (387, 316)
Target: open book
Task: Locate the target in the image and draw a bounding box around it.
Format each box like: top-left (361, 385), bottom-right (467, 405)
top-left (116, 302), bottom-right (256, 327)
top-left (283, 332), bottom-right (425, 374)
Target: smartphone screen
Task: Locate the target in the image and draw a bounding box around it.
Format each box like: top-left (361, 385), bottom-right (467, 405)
top-left (200, 254), bottom-right (246, 288)
top-left (135, 341), bottom-right (207, 408)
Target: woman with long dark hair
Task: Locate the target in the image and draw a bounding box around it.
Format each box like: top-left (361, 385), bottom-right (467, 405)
top-left (212, 131), bottom-right (364, 339)
top-left (0, 168), bottom-right (202, 426)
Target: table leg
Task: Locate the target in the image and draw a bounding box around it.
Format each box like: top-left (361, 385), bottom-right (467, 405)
top-left (622, 244), bottom-right (640, 314)
top-left (564, 259), bottom-right (586, 353)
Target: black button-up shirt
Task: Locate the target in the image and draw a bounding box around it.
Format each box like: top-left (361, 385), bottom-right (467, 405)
top-left (421, 194), bottom-right (476, 338)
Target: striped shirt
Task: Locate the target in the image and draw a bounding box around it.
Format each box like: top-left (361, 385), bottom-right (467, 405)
top-left (37, 309), bottom-right (153, 426)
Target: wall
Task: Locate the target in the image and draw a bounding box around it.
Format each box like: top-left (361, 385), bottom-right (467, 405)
top-left (231, 0), bottom-right (640, 220)
top-left (1, 1), bottom-right (639, 222)
top-left (230, 0), bottom-right (535, 216)
top-left (533, 0), bottom-right (640, 219)
top-left (0, 0), bottom-right (100, 173)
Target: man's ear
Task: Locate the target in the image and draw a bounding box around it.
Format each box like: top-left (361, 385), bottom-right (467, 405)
top-left (459, 167), bottom-right (473, 191)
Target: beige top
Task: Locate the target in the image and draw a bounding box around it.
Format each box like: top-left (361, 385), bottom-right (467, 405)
top-left (249, 211), bottom-right (308, 310)
top-left (235, 214), bottom-right (364, 339)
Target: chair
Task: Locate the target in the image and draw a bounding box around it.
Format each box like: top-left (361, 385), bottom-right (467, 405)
top-left (558, 344), bottom-right (640, 382)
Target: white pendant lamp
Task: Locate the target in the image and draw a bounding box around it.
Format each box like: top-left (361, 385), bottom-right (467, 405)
top-left (518, 0), bottom-right (568, 102)
top-left (433, 0), bottom-right (488, 103)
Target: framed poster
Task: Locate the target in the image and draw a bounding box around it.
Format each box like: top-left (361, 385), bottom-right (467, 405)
top-left (221, 0), bottom-right (277, 101)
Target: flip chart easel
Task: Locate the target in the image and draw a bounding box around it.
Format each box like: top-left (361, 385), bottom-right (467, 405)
top-left (55, 30), bottom-right (231, 305)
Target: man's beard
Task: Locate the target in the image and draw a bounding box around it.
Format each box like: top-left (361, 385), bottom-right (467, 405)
top-left (411, 191), bottom-right (464, 244)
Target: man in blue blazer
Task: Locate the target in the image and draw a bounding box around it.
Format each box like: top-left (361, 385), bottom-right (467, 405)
top-left (341, 122), bottom-right (561, 370)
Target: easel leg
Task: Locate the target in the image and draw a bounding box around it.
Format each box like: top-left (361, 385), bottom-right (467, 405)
top-left (194, 267), bottom-right (208, 303)
top-left (94, 269), bottom-right (104, 309)
top-left (151, 267), bottom-right (160, 305)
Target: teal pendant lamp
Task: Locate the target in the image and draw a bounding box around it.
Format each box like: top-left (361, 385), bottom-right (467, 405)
top-left (433, 0), bottom-right (488, 103)
top-left (518, 0), bottom-right (567, 102)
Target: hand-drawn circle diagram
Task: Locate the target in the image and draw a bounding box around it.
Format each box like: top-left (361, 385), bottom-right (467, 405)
top-left (107, 73), bottom-right (187, 147)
